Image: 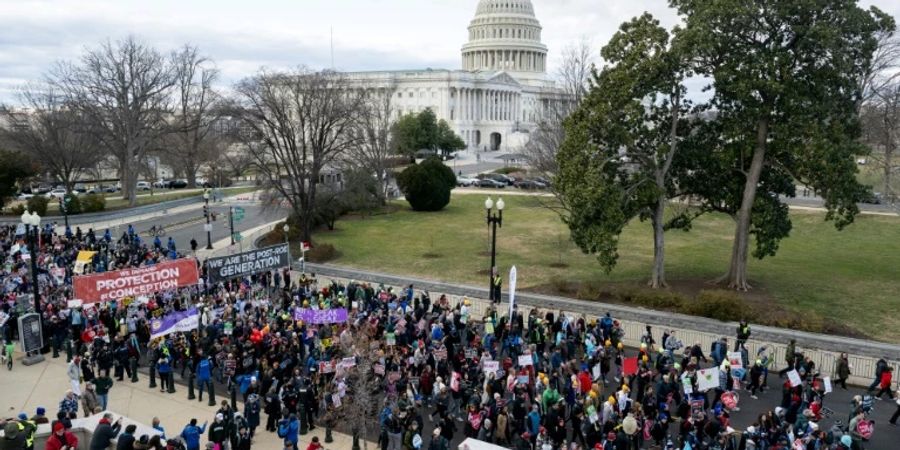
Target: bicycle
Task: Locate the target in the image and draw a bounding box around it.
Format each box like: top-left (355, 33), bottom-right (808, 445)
top-left (148, 225), bottom-right (167, 237)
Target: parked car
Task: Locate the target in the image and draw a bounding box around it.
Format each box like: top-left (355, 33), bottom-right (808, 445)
top-left (515, 179), bottom-right (547, 190)
top-left (46, 188), bottom-right (68, 199)
top-left (17, 192), bottom-right (34, 200)
top-left (169, 179), bottom-right (188, 189)
top-left (35, 184), bottom-right (52, 194)
top-left (478, 178), bottom-right (506, 188)
top-left (136, 181), bottom-right (152, 191)
top-left (860, 191), bottom-right (883, 205)
top-left (456, 177), bottom-right (479, 187)
top-left (153, 180), bottom-right (168, 189)
top-left (73, 183), bottom-right (87, 193)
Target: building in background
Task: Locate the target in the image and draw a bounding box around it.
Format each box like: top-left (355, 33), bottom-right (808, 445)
top-left (344, 0), bottom-right (569, 152)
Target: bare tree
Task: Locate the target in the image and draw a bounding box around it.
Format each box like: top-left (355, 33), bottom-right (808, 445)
top-left (523, 37), bottom-right (594, 177)
top-left (228, 68), bottom-right (364, 242)
top-left (50, 36), bottom-right (176, 206)
top-left (329, 323), bottom-right (382, 450)
top-left (557, 36), bottom-right (594, 104)
top-left (861, 82), bottom-right (900, 203)
top-left (347, 86), bottom-right (397, 204)
top-left (1, 84), bottom-right (101, 190)
top-left (162, 45), bottom-right (221, 188)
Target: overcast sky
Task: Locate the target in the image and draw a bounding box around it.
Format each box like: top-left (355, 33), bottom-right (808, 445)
top-left (1, 0), bottom-right (898, 103)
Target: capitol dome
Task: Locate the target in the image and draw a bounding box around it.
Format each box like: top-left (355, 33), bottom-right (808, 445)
top-left (461, 0), bottom-right (548, 76)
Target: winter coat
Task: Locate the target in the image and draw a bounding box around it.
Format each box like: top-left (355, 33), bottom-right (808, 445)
top-left (836, 358), bottom-right (851, 380)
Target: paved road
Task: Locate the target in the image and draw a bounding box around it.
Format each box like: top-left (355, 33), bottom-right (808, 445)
top-left (89, 200), bottom-right (287, 255)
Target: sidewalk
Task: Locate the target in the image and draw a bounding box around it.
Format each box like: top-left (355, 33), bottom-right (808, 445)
top-left (0, 354), bottom-right (364, 450)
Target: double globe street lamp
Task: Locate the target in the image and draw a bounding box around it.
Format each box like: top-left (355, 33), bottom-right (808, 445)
top-left (485, 197), bottom-right (504, 303)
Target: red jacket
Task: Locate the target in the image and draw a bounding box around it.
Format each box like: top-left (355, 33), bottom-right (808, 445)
top-left (578, 371), bottom-right (592, 394)
top-left (45, 431), bottom-right (78, 450)
top-left (880, 370), bottom-right (892, 389)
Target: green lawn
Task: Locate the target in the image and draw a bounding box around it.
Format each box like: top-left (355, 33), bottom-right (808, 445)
top-left (309, 194), bottom-right (900, 341)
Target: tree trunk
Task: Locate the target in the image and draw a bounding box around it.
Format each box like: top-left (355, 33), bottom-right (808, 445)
top-left (186, 164), bottom-right (198, 189)
top-left (649, 198), bottom-right (667, 288)
top-left (723, 118), bottom-right (769, 290)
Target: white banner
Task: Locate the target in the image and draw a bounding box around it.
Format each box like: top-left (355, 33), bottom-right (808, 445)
top-left (508, 265), bottom-right (517, 319)
top-left (787, 369), bottom-right (802, 387)
top-left (697, 367), bottom-right (720, 392)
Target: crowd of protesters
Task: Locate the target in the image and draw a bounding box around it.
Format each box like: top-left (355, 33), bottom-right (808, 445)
top-left (0, 221), bottom-right (898, 450)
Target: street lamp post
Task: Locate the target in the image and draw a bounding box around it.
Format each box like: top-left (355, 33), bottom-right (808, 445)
top-left (203, 192), bottom-right (213, 250)
top-left (485, 197), bottom-right (504, 303)
top-left (21, 211), bottom-right (42, 314)
top-left (282, 224), bottom-right (290, 245)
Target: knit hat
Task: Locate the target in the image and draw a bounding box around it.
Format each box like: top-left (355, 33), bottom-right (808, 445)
top-left (53, 422), bottom-right (65, 433)
top-left (17, 413), bottom-right (27, 420)
top-left (841, 435), bottom-right (852, 446)
top-left (36, 407), bottom-right (46, 415)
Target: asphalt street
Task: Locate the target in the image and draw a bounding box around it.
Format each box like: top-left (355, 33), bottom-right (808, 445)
top-left (96, 200), bottom-right (287, 255)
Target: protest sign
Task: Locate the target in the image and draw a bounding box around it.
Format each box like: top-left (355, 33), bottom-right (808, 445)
top-left (727, 351), bottom-right (743, 369)
top-left (483, 360), bottom-right (500, 374)
top-left (292, 308), bottom-right (348, 324)
top-left (623, 357), bottom-right (638, 376)
top-left (150, 308), bottom-right (200, 339)
top-left (205, 244), bottom-right (290, 283)
top-left (465, 348), bottom-right (477, 359)
top-left (74, 258), bottom-right (199, 304)
top-left (508, 265), bottom-right (517, 319)
top-left (386, 332), bottom-right (396, 346)
top-left (787, 369), bottom-right (802, 387)
top-left (823, 376), bottom-right (833, 394)
top-left (517, 375), bottom-right (529, 384)
top-left (340, 357), bottom-right (356, 368)
top-left (319, 361), bottom-right (336, 374)
top-left (433, 348), bottom-right (447, 360)
top-left (518, 354), bottom-right (533, 366)
top-left (697, 367), bottom-right (720, 391)
top-left (682, 375), bottom-right (693, 395)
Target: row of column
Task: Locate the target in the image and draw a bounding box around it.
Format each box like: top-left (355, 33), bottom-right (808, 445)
top-left (456, 88), bottom-right (520, 122)
top-left (464, 50), bottom-right (546, 72)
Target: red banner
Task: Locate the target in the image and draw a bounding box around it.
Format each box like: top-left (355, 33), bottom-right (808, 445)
top-left (73, 258), bottom-right (200, 304)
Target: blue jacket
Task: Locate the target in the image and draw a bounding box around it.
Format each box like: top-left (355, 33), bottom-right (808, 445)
top-left (235, 371), bottom-right (259, 395)
top-left (278, 418), bottom-right (299, 444)
top-left (196, 358), bottom-right (212, 382)
top-left (180, 423), bottom-right (206, 450)
top-left (527, 411), bottom-right (541, 436)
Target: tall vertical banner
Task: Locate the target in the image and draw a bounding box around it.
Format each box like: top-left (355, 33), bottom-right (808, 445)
top-left (508, 265), bottom-right (517, 320)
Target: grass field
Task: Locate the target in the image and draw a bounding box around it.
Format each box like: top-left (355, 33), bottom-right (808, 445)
top-left (307, 194), bottom-right (900, 341)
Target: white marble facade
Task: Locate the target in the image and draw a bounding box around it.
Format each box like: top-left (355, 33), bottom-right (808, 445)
top-left (343, 0), bottom-right (568, 151)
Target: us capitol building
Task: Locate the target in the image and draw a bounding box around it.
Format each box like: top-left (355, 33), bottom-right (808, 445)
top-left (344, 0), bottom-right (569, 151)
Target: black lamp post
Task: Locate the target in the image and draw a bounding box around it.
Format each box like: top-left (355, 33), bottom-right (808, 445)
top-left (485, 197), bottom-right (504, 302)
top-left (21, 211), bottom-right (42, 313)
top-left (203, 192), bottom-right (213, 250)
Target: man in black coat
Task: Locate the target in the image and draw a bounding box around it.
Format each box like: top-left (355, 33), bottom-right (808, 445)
top-left (89, 413), bottom-right (122, 450)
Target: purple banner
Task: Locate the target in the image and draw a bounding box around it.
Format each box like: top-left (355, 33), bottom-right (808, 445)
top-left (150, 308), bottom-right (199, 339)
top-left (293, 308), bottom-right (348, 324)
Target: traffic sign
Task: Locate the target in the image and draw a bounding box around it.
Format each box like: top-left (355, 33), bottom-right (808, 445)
top-left (232, 206), bottom-right (245, 222)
